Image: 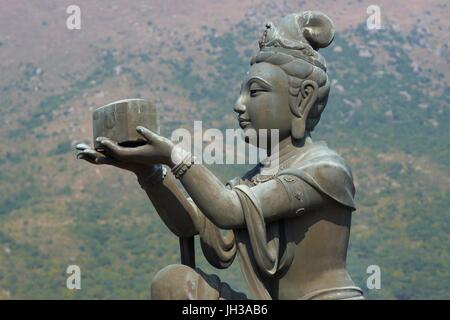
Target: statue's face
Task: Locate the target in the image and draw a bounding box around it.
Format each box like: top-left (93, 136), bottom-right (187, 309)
top-left (234, 62), bottom-right (292, 148)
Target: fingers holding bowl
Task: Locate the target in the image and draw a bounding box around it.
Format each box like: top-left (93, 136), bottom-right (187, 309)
top-left (136, 126), bottom-right (159, 144)
top-left (76, 144), bottom-right (115, 165)
top-left (95, 137), bottom-right (127, 159)
top-left (75, 143), bottom-right (91, 151)
top-left (96, 136), bottom-right (153, 162)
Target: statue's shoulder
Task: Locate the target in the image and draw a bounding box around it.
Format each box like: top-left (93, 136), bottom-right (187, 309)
top-left (289, 140), bottom-right (351, 171)
top-left (280, 141), bottom-right (356, 210)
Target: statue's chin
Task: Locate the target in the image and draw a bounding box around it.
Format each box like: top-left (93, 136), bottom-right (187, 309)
top-left (239, 127), bottom-right (276, 150)
top-left (240, 126), bottom-right (257, 146)
top-left (246, 139), bottom-right (261, 148)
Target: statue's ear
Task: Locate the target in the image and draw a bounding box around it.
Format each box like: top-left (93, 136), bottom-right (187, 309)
top-left (291, 80), bottom-right (319, 139)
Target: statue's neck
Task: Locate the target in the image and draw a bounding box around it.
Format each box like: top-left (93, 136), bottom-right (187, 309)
top-left (267, 132), bottom-right (312, 157)
top-left (262, 133), bottom-right (312, 171)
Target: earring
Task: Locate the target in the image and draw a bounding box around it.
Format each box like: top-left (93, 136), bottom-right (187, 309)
top-left (291, 116), bottom-right (306, 140)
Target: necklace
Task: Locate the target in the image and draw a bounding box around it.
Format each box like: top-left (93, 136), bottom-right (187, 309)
top-left (248, 138), bottom-right (313, 185)
top-left (250, 155), bottom-right (295, 185)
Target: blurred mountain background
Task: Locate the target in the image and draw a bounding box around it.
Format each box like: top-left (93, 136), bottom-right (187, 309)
top-left (0, 0), bottom-right (448, 299)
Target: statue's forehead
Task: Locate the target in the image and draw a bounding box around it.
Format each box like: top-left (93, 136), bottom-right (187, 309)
top-left (244, 62), bottom-right (285, 84)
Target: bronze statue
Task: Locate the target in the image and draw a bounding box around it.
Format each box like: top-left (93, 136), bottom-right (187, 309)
top-left (76, 11), bottom-right (364, 300)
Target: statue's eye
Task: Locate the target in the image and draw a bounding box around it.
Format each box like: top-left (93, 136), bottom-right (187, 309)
top-left (250, 88), bottom-right (266, 97)
top-left (248, 79), bottom-right (271, 97)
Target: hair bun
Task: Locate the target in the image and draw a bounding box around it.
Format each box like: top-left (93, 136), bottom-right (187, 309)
top-left (259, 12), bottom-right (335, 52)
top-left (298, 11), bottom-right (335, 50)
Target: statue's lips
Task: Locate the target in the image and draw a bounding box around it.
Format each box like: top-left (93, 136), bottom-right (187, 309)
top-left (238, 118), bottom-right (251, 128)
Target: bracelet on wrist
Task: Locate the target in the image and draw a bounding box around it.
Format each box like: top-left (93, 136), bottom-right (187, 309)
top-left (171, 152), bottom-right (195, 179)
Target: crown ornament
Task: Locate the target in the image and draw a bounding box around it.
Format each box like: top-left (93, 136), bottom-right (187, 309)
top-left (257, 11), bottom-right (335, 71)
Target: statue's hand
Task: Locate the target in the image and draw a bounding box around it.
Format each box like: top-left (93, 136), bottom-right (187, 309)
top-left (75, 142), bottom-right (155, 176)
top-left (92, 126), bottom-right (175, 168)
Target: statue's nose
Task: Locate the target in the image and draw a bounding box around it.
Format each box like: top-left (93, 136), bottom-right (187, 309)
top-left (234, 101), bottom-right (246, 114)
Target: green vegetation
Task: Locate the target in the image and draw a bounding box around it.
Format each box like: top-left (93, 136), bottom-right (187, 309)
top-left (16, 51), bottom-right (118, 132)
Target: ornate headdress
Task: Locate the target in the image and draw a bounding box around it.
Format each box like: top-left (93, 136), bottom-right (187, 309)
top-left (257, 11), bottom-right (335, 71)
